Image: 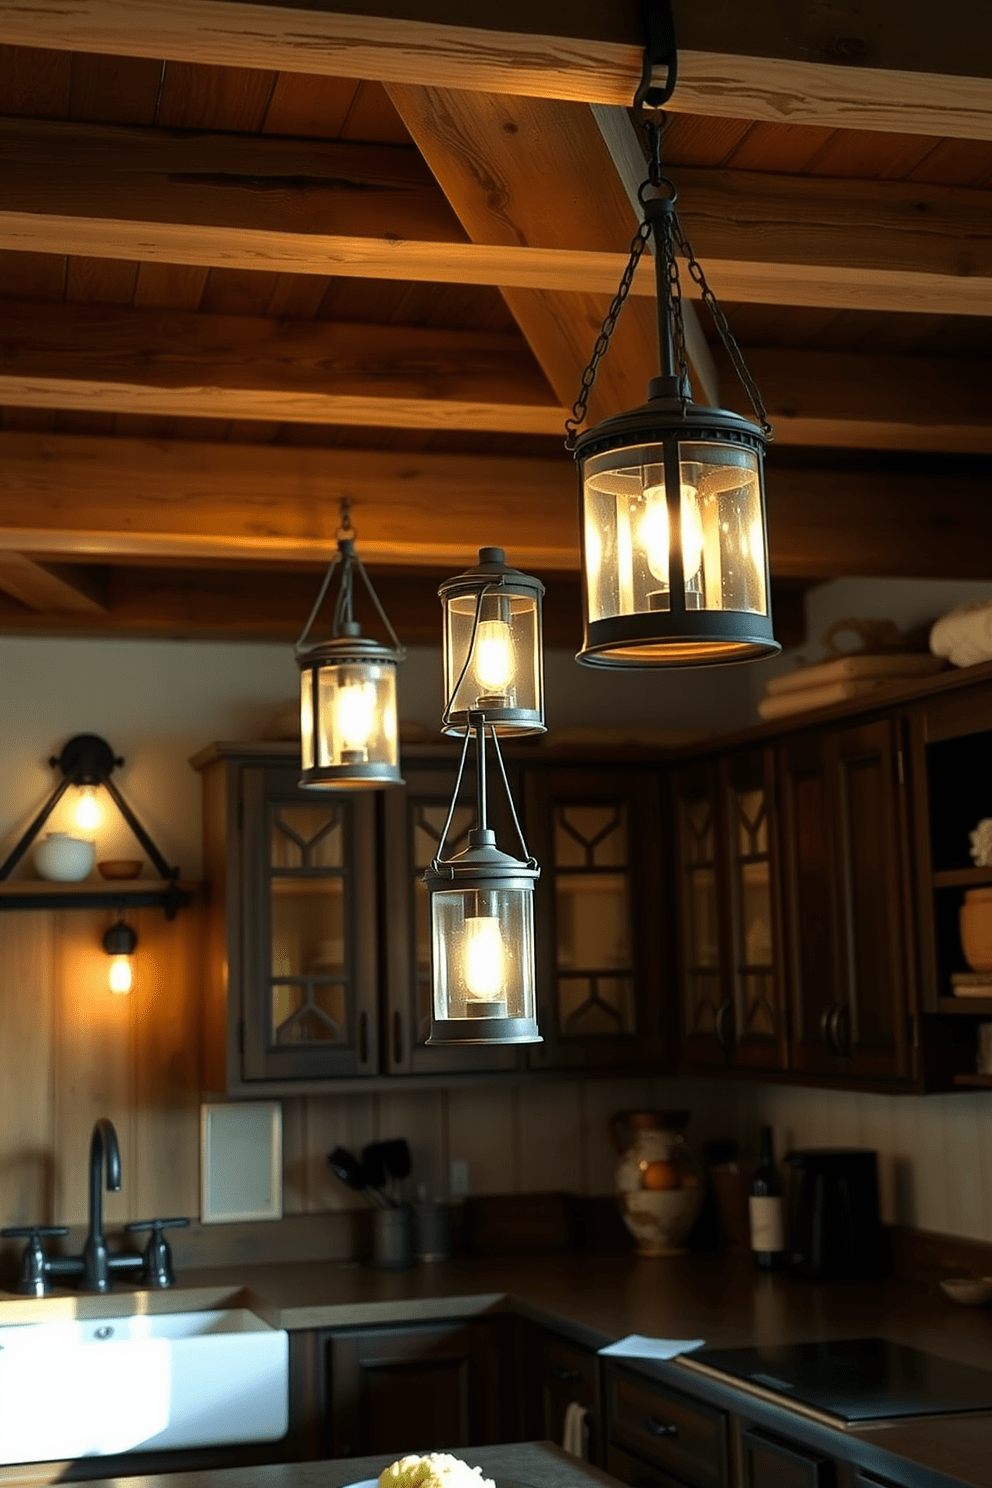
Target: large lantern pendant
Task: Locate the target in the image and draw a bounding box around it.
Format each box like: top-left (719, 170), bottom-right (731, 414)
top-left (439, 547), bottom-right (546, 737)
top-left (426, 714), bottom-right (541, 1046)
top-left (296, 504), bottom-right (405, 790)
top-left (569, 73), bottom-right (779, 667)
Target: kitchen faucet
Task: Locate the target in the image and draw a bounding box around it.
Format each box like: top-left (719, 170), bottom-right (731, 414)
top-left (1, 1117), bottom-right (187, 1295)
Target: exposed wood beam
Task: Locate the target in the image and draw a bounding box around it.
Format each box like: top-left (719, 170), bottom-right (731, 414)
top-left (725, 347), bottom-right (992, 456)
top-left (4, 119), bottom-right (990, 319)
top-left (0, 0), bottom-right (989, 139)
top-left (0, 301), bottom-right (563, 435)
top-left (589, 105), bottom-right (720, 407)
top-left (388, 86), bottom-right (668, 432)
top-left (0, 553), bottom-right (107, 612)
top-left (1, 433), bottom-right (990, 582)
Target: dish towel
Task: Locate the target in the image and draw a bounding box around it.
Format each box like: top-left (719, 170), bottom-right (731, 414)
top-left (562, 1401), bottom-right (589, 1460)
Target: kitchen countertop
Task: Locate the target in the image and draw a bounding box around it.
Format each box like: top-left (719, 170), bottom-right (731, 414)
top-left (74, 1443), bottom-right (616, 1488)
top-left (3, 1250), bottom-right (992, 1487)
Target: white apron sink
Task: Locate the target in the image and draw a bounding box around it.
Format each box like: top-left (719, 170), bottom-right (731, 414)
top-left (0, 1307), bottom-right (288, 1464)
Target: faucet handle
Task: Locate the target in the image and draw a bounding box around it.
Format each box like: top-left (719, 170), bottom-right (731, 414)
top-left (1, 1226), bottom-right (69, 1238)
top-left (125, 1218), bottom-right (188, 1289)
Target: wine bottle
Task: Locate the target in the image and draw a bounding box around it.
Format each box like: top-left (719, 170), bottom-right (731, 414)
top-left (749, 1125), bottom-right (785, 1270)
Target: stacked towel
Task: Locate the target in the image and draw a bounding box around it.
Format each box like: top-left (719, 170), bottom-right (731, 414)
top-left (757, 652), bottom-right (945, 721)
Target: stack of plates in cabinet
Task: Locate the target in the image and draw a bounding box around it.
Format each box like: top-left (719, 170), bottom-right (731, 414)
top-left (757, 653), bottom-right (945, 721)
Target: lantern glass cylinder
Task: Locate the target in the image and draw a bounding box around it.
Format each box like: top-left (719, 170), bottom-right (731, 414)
top-left (299, 643), bottom-right (401, 789)
top-left (440, 549), bottom-right (545, 737)
top-left (577, 425), bottom-right (778, 667)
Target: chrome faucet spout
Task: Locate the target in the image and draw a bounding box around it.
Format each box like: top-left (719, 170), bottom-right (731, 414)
top-left (83, 1118), bottom-right (122, 1293)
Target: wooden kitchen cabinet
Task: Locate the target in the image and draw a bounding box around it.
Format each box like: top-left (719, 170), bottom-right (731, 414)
top-left (516, 1320), bottom-right (602, 1465)
top-left (195, 743), bottom-right (379, 1089)
top-left (674, 748), bottom-right (787, 1074)
top-left (524, 763), bottom-right (674, 1071)
top-left (778, 719), bottom-right (914, 1085)
top-left (741, 1427), bottom-right (832, 1488)
top-left (324, 1319), bottom-right (510, 1458)
top-left (605, 1362), bottom-right (729, 1488)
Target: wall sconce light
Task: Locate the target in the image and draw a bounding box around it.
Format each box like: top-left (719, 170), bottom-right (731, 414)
top-left (425, 712), bottom-right (541, 1046)
top-left (568, 3), bottom-right (780, 668)
top-left (296, 502), bottom-right (405, 790)
top-left (439, 548), bottom-right (546, 738)
top-left (103, 917), bottom-right (137, 995)
top-left (0, 734), bottom-right (183, 916)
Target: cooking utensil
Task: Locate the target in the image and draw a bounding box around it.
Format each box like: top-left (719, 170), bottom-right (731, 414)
top-left (363, 1138), bottom-right (412, 1206)
top-left (327, 1146), bottom-right (388, 1209)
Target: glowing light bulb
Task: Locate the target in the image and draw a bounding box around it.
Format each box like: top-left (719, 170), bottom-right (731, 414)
top-left (462, 915), bottom-right (506, 1000)
top-left (334, 680), bottom-right (378, 755)
top-left (474, 619), bottom-right (515, 694)
top-left (108, 955), bottom-right (133, 995)
top-left (640, 484), bottom-right (704, 583)
top-left (75, 786), bottom-right (101, 833)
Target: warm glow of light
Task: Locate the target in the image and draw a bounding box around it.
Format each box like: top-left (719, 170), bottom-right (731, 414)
top-left (462, 915), bottom-right (506, 999)
top-left (75, 786), bottom-right (101, 833)
top-left (641, 483), bottom-right (703, 583)
top-left (299, 673), bottom-right (314, 770)
top-left (108, 956), bottom-right (133, 995)
top-left (334, 680), bottom-right (378, 754)
top-left (474, 619), bottom-right (515, 693)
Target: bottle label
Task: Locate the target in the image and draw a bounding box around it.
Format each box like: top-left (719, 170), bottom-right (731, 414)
top-left (749, 1195), bottom-right (784, 1252)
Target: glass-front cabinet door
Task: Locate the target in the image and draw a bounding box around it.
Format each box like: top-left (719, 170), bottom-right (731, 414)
top-left (525, 765), bottom-right (671, 1070)
top-left (673, 763), bottom-right (730, 1067)
top-left (242, 766), bottom-right (378, 1079)
top-left (383, 760), bottom-right (520, 1073)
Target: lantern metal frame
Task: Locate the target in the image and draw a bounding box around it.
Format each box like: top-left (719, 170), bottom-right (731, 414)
top-left (425, 711), bottom-right (542, 1047)
top-left (567, 4), bottom-right (780, 670)
top-left (295, 503), bottom-right (405, 790)
top-left (439, 547), bottom-right (546, 738)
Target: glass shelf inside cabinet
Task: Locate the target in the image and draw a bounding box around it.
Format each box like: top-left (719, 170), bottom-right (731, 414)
top-left (552, 803), bottom-right (634, 1037)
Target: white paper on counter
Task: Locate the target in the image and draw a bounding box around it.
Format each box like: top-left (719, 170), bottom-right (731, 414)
top-left (598, 1334), bottom-right (705, 1360)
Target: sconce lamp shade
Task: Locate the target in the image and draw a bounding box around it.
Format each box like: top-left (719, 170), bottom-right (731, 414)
top-left (440, 548), bottom-right (546, 737)
top-left (425, 829), bottom-right (541, 1045)
top-left (299, 634), bottom-right (401, 790)
top-left (575, 398), bottom-right (778, 667)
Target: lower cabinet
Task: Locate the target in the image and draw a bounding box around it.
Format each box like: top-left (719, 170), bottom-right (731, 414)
top-left (606, 1364), bottom-right (729, 1488)
top-left (516, 1320), bottom-right (602, 1465)
top-left (741, 1427), bottom-right (833, 1488)
top-left (324, 1319), bottom-right (511, 1459)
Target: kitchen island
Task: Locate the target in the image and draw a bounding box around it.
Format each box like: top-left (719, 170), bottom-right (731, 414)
top-left (3, 1250), bottom-right (992, 1488)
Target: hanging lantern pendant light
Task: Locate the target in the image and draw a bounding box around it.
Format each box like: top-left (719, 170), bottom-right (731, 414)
top-left (425, 712), bottom-right (541, 1046)
top-left (568, 35), bottom-right (780, 668)
top-left (296, 502), bottom-right (405, 789)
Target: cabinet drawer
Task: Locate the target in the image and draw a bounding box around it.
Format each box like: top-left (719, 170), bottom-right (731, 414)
top-left (742, 1427), bottom-right (832, 1488)
top-left (542, 1333), bottom-right (597, 1408)
top-left (608, 1366), bottom-right (728, 1488)
top-left (608, 1441), bottom-right (691, 1488)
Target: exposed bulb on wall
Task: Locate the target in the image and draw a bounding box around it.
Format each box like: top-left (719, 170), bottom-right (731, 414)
top-left (74, 785), bottom-right (101, 834)
top-left (103, 918), bottom-right (137, 996)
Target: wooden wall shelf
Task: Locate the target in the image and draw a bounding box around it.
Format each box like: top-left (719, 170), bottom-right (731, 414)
top-left (933, 867), bottom-right (992, 888)
top-left (0, 879), bottom-right (197, 913)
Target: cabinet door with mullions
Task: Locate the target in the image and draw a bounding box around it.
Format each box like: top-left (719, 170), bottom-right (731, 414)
top-left (242, 766), bottom-right (378, 1080)
top-left (673, 762), bottom-right (732, 1068)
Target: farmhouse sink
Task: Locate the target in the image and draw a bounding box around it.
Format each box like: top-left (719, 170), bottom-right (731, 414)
top-left (0, 1307), bottom-right (288, 1464)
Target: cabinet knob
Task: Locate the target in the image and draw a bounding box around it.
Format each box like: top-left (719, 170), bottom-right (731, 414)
top-left (645, 1414), bottom-right (678, 1438)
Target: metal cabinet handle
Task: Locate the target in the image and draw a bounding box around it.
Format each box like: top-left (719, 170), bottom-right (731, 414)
top-left (392, 1010), bottom-right (404, 1066)
top-left (820, 1001), bottom-right (841, 1054)
top-left (359, 1010), bottom-right (369, 1066)
top-left (549, 1364), bottom-right (581, 1382)
top-left (715, 999), bottom-right (734, 1050)
top-left (645, 1414), bottom-right (678, 1438)
top-left (833, 1000), bottom-right (851, 1055)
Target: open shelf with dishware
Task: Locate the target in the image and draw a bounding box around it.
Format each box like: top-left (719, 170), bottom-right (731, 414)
top-left (0, 878), bottom-right (195, 913)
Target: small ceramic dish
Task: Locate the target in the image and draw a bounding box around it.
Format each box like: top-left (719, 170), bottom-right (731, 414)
top-left (97, 859), bottom-right (143, 880)
top-left (939, 1276), bottom-right (992, 1306)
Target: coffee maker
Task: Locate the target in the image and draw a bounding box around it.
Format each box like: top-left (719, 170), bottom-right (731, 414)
top-left (785, 1149), bottom-right (889, 1280)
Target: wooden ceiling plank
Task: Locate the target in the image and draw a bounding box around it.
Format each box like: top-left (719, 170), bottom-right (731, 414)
top-left (0, 1), bottom-right (990, 139)
top-left (1, 432), bottom-right (990, 583)
top-left (0, 552), bottom-right (107, 612)
top-left (4, 119), bottom-right (990, 316)
top-left (0, 299), bottom-right (564, 435)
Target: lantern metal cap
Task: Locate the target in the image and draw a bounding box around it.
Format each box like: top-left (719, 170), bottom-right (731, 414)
top-left (425, 828), bottom-right (539, 889)
top-left (426, 1015), bottom-right (542, 1046)
top-left (573, 394), bottom-right (767, 460)
top-left (438, 547), bottom-right (546, 601)
top-left (297, 633), bottom-right (402, 667)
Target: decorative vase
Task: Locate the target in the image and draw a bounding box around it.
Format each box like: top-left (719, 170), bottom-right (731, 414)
top-left (609, 1109), bottom-right (703, 1257)
top-left (961, 887), bottom-right (992, 972)
top-left (34, 832), bottom-right (95, 882)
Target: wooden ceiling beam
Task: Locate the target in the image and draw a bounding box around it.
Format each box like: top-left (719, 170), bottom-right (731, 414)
top-left (3, 119), bottom-right (990, 318)
top-left (0, 300), bottom-right (563, 435)
top-left (0, 0), bottom-right (989, 139)
top-left (0, 553), bottom-right (107, 612)
top-left (1, 433), bottom-right (990, 582)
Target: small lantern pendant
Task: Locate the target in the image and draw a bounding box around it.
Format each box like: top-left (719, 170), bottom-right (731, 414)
top-left (296, 505), bottom-right (405, 790)
top-left (439, 548), bottom-right (546, 737)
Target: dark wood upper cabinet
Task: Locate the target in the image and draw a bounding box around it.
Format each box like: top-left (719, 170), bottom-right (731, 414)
top-left (524, 763), bottom-right (673, 1070)
top-left (778, 719), bottom-right (914, 1085)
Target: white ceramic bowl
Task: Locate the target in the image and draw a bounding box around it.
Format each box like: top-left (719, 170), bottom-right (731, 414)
top-left (33, 833), bottom-right (95, 882)
top-left (939, 1276), bottom-right (992, 1307)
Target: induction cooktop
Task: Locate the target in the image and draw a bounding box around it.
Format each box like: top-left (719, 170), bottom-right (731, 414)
top-left (691, 1338), bottom-right (992, 1422)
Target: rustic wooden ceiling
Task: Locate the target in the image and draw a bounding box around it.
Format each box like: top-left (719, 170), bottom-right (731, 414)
top-left (0, 0), bottom-right (989, 650)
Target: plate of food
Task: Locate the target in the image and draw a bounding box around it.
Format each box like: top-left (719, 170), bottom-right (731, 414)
top-left (344, 1454), bottom-right (532, 1488)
